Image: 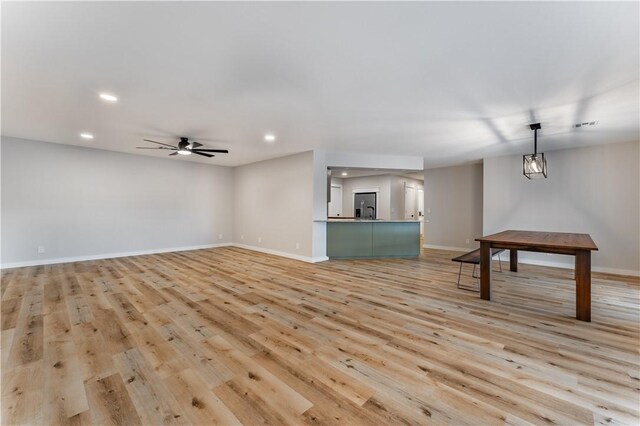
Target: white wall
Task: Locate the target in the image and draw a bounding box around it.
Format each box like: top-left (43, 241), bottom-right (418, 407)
top-left (483, 141), bottom-right (640, 275)
top-left (389, 175), bottom-right (423, 220)
top-left (330, 174), bottom-right (424, 220)
top-left (324, 150), bottom-right (423, 171)
top-left (1, 137), bottom-right (234, 267)
top-left (9, 137), bottom-right (634, 276)
top-left (313, 149), bottom-right (424, 221)
top-left (423, 163), bottom-right (484, 250)
top-left (312, 149), bottom-right (424, 258)
top-left (341, 175), bottom-right (392, 219)
top-left (311, 150), bottom-right (329, 259)
top-left (233, 151), bottom-right (321, 262)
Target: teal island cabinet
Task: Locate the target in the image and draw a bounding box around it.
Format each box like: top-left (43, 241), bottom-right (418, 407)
top-left (323, 220), bottom-right (420, 259)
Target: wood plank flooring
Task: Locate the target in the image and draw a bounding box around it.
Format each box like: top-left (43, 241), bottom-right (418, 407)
top-left (2, 247), bottom-right (639, 425)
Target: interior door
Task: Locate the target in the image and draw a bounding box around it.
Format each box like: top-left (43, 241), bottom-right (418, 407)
top-left (417, 188), bottom-right (425, 237)
top-left (404, 184), bottom-right (416, 219)
top-left (354, 192), bottom-right (377, 219)
top-left (328, 185), bottom-right (343, 217)
top-left (417, 188), bottom-right (424, 217)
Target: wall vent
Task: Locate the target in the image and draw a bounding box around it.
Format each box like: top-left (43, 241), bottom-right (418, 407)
top-left (574, 120), bottom-right (599, 128)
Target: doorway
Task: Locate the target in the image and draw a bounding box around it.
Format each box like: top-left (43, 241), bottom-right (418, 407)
top-left (404, 183), bottom-right (416, 219)
top-left (328, 184), bottom-right (343, 217)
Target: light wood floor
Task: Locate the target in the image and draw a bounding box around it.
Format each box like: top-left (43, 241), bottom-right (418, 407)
top-left (2, 247), bottom-right (639, 425)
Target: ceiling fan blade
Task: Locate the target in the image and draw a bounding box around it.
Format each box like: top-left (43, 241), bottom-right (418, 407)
top-left (192, 149), bottom-right (229, 153)
top-left (169, 152), bottom-right (178, 156)
top-left (136, 146), bottom-right (176, 150)
top-left (143, 139), bottom-right (177, 148)
top-left (190, 141), bottom-right (203, 148)
top-left (191, 151), bottom-right (215, 158)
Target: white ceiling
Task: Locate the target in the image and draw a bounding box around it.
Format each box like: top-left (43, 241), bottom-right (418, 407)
top-left (2, 2), bottom-right (638, 167)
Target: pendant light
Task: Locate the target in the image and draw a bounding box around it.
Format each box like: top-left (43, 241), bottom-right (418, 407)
top-left (523, 123), bottom-right (547, 179)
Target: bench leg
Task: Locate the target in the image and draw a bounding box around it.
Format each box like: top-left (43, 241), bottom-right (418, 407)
top-left (473, 264), bottom-right (479, 289)
top-left (498, 253), bottom-right (502, 272)
top-left (456, 263), bottom-right (479, 292)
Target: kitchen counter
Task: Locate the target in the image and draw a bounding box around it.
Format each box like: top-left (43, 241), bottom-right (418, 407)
top-left (322, 220), bottom-right (420, 259)
top-left (315, 219), bottom-right (420, 223)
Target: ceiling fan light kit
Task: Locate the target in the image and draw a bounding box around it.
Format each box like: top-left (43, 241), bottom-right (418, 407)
top-left (523, 122), bottom-right (547, 179)
top-left (136, 137), bottom-right (229, 159)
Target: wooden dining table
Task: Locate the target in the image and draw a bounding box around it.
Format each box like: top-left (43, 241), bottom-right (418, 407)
top-left (476, 230), bottom-right (598, 321)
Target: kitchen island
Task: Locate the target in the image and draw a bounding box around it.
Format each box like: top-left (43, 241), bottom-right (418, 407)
top-left (318, 219), bottom-right (420, 259)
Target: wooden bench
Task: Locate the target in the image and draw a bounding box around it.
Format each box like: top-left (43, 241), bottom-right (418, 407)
top-left (452, 248), bottom-right (504, 291)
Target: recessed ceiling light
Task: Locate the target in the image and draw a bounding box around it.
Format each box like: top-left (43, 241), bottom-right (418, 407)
top-left (99, 93), bottom-right (118, 102)
top-left (264, 133), bottom-right (276, 143)
top-left (80, 133), bottom-right (94, 140)
top-left (341, 172), bottom-right (348, 176)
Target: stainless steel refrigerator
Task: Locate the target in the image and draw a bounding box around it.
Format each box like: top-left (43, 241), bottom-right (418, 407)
top-left (354, 192), bottom-right (376, 219)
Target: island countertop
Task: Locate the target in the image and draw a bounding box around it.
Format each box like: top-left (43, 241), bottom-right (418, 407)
top-left (314, 219), bottom-right (420, 223)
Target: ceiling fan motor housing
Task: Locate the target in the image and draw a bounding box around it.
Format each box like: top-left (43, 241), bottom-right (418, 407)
top-left (178, 138), bottom-right (190, 149)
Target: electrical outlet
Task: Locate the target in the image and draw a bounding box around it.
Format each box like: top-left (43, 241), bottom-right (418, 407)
top-left (240, 234), bottom-right (244, 240)
top-left (296, 242), bottom-right (300, 250)
top-left (37, 246), bottom-right (45, 254)
top-left (465, 238), bottom-right (470, 244)
top-left (218, 234), bottom-right (223, 240)
top-left (258, 237), bottom-right (262, 243)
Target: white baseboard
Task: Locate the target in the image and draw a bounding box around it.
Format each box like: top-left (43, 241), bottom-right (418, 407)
top-left (423, 243), bottom-right (472, 252)
top-left (0, 243), bottom-right (232, 269)
top-left (423, 245), bottom-right (640, 277)
top-left (231, 243), bottom-right (329, 263)
top-left (516, 257), bottom-right (640, 277)
top-left (4, 243), bottom-right (636, 277)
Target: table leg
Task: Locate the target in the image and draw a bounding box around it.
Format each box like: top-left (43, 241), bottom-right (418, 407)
top-left (480, 242), bottom-right (491, 300)
top-left (575, 250), bottom-right (591, 322)
top-left (510, 250), bottom-right (518, 272)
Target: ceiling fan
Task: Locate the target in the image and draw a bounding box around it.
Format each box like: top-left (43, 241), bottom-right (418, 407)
top-left (136, 137), bottom-right (229, 158)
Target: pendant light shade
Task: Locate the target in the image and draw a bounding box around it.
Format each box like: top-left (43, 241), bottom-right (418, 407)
top-left (523, 153), bottom-right (546, 178)
top-left (523, 123), bottom-right (547, 179)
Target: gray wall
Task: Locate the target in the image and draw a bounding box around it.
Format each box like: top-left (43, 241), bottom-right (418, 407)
top-left (1, 137), bottom-right (234, 266)
top-left (483, 141), bottom-right (640, 274)
top-left (233, 151), bottom-right (315, 260)
top-left (423, 163), bottom-right (484, 250)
